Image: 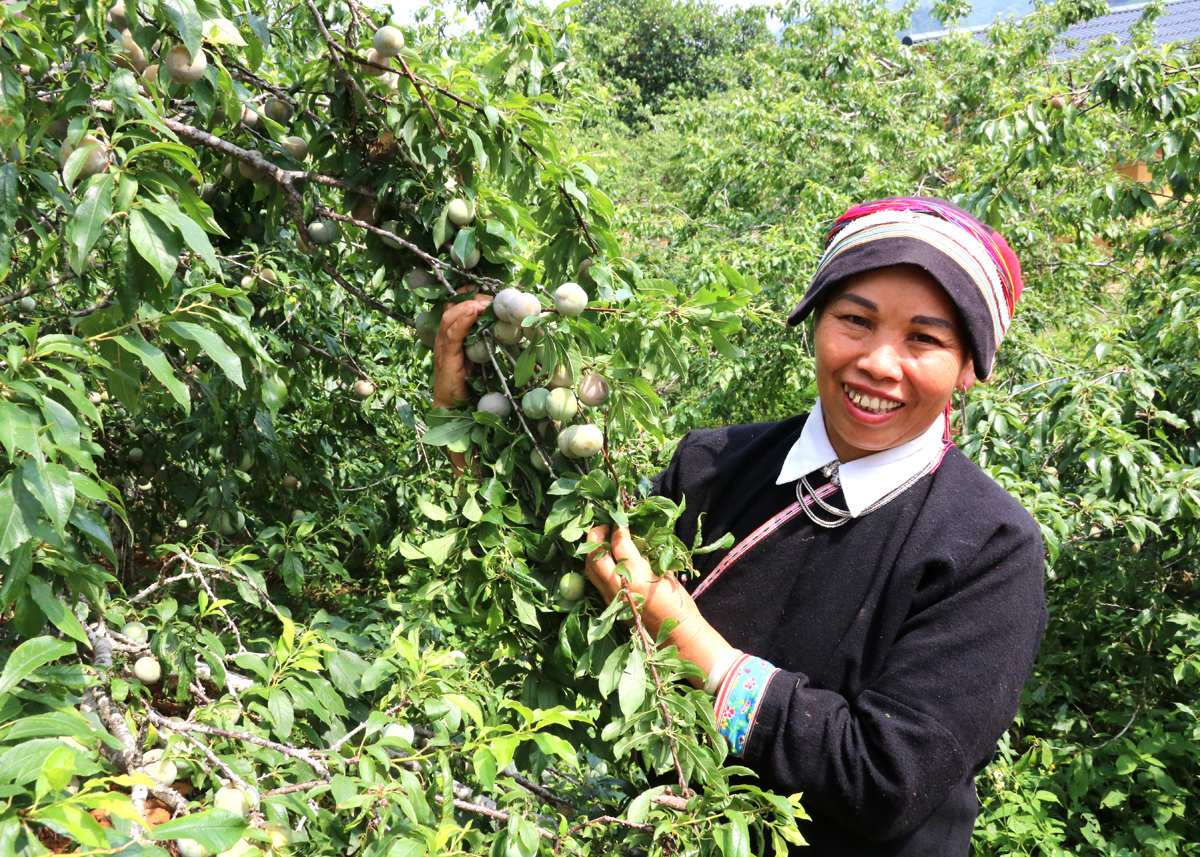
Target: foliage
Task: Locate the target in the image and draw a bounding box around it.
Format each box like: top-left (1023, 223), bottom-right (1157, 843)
top-left (0, 0), bottom-right (800, 855)
top-left (577, 0), bottom-right (773, 122)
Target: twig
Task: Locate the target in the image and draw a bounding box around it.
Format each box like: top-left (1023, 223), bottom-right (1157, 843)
top-left (319, 259), bottom-right (415, 327)
top-left (145, 711), bottom-right (331, 780)
top-left (303, 0), bottom-right (371, 124)
top-left (619, 589), bottom-right (691, 798)
top-left (483, 333), bottom-right (557, 477)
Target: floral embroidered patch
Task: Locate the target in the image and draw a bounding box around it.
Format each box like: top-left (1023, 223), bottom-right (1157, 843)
top-left (713, 654), bottom-right (779, 756)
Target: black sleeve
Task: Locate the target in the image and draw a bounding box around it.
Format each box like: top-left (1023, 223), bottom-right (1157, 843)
top-left (740, 519), bottom-right (1048, 842)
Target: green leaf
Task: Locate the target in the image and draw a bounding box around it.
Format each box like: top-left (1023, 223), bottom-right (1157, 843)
top-left (148, 808), bottom-right (249, 852)
top-left (0, 66), bottom-right (26, 150)
top-left (129, 209), bottom-right (181, 286)
top-left (0, 636), bottom-right (77, 696)
top-left (149, 201), bottom-right (220, 273)
top-left (267, 688), bottom-right (294, 740)
top-left (161, 0), bottom-right (205, 59)
top-left (66, 174), bottom-right (114, 274)
top-left (618, 640), bottom-right (647, 718)
top-left (0, 472), bottom-right (38, 562)
top-left (421, 420), bottom-right (474, 446)
top-left (280, 549), bottom-right (303, 593)
top-left (0, 401), bottom-right (42, 462)
top-left (113, 331), bottom-right (191, 412)
top-left (27, 577), bottom-right (90, 646)
top-left (161, 321), bottom-right (245, 388)
top-left (21, 458), bottom-right (75, 536)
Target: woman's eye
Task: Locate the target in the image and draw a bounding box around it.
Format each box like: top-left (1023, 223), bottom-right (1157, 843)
top-left (842, 314), bottom-right (870, 327)
top-left (913, 333), bottom-right (944, 346)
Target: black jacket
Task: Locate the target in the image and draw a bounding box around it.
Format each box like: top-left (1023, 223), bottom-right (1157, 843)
top-left (654, 415), bottom-right (1048, 855)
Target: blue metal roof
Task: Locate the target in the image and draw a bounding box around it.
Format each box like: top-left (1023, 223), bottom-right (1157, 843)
top-left (902, 0), bottom-right (1200, 57)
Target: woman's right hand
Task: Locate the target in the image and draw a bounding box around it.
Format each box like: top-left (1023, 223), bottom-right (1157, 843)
top-left (431, 292), bottom-right (492, 409)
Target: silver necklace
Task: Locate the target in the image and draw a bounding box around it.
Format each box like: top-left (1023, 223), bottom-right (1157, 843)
top-left (796, 455), bottom-right (941, 529)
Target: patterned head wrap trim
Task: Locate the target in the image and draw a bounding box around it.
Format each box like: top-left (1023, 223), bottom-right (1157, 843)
top-left (787, 197), bottom-right (1024, 379)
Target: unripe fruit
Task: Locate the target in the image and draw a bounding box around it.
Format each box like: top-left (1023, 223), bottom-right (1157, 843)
top-left (165, 45), bottom-right (207, 84)
top-left (281, 136), bottom-right (308, 160)
top-left (558, 571), bottom-right (586, 601)
top-left (449, 244), bottom-right (480, 269)
top-left (236, 451), bottom-right (252, 472)
top-left (522, 388), bottom-right (550, 419)
top-left (308, 220), bottom-right (339, 245)
top-left (119, 30), bottom-right (146, 73)
top-left (557, 424), bottom-right (578, 457)
top-left (464, 340), bottom-right (490, 364)
top-left (553, 282), bottom-right (588, 317)
top-left (218, 838), bottom-right (257, 857)
top-left (177, 840), bottom-right (212, 857)
top-left (545, 387), bottom-right (578, 422)
top-left (548, 364), bottom-right (574, 389)
top-left (282, 474), bottom-right (300, 490)
top-left (238, 159), bottom-right (269, 185)
top-left (1163, 232), bottom-right (1178, 246)
top-left (240, 105), bottom-right (260, 128)
top-left (477, 392), bottom-right (511, 418)
top-left (352, 379), bottom-right (375, 399)
top-left (382, 721), bottom-right (415, 744)
top-left (142, 63), bottom-right (160, 84)
top-left (380, 220), bottom-right (404, 249)
top-left (566, 423), bottom-right (603, 458)
top-left (407, 269), bottom-right (435, 289)
top-left (60, 134), bottom-right (110, 179)
top-left (446, 198), bottom-right (474, 227)
top-left (129, 447), bottom-right (145, 463)
top-left (291, 510), bottom-right (305, 521)
top-left (213, 786), bottom-right (252, 818)
top-left (363, 49), bottom-right (387, 76)
top-left (87, 392), bottom-right (103, 405)
top-left (263, 821), bottom-right (292, 849)
top-left (18, 296), bottom-right (36, 312)
top-left (415, 311), bottom-right (438, 348)
top-left (350, 195), bottom-right (376, 224)
top-left (1049, 95), bottom-right (1065, 110)
top-left (200, 182), bottom-right (217, 202)
top-left (121, 621), bottom-right (149, 644)
top-left (510, 293), bottom-right (541, 324)
top-left (577, 257), bottom-right (594, 280)
top-left (108, 2), bottom-right (126, 29)
top-left (217, 512), bottom-right (235, 536)
top-left (373, 25), bottom-right (406, 56)
top-left (142, 749), bottom-right (177, 785)
top-left (492, 288), bottom-right (521, 322)
top-left (529, 447), bottom-right (550, 473)
top-left (494, 320), bottom-right (523, 345)
top-left (263, 97), bottom-right (294, 124)
top-left (133, 656), bottom-right (162, 684)
top-left (577, 373), bottom-right (610, 407)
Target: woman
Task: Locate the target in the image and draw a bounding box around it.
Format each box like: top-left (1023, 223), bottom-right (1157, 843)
top-left (435, 198), bottom-right (1048, 855)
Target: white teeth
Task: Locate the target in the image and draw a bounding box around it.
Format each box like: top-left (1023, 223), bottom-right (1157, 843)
top-left (843, 384), bottom-right (900, 414)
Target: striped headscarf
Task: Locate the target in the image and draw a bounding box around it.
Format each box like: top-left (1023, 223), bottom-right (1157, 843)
top-left (787, 197), bottom-right (1024, 379)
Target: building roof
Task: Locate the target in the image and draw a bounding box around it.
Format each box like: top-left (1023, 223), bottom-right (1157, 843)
top-left (902, 0), bottom-right (1200, 58)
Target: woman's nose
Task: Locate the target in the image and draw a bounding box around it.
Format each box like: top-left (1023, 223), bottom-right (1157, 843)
top-left (857, 339), bottom-right (903, 380)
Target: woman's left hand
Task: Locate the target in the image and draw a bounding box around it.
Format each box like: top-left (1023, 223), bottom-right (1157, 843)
top-left (585, 525), bottom-right (734, 682)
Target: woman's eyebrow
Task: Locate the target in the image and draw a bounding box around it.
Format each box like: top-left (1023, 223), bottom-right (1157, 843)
top-left (911, 315), bottom-right (956, 332)
top-left (836, 293), bottom-right (877, 311)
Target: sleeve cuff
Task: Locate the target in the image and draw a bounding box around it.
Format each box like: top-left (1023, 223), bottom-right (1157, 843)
top-left (713, 654), bottom-right (780, 756)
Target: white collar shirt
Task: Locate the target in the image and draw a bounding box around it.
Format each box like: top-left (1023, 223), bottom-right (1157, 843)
top-left (775, 399), bottom-right (948, 518)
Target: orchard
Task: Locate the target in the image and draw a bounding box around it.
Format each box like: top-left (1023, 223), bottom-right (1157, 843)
top-left (1, 0), bottom-right (1199, 856)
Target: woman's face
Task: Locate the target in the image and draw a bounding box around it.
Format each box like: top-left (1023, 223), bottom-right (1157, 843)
top-left (813, 264), bottom-right (976, 462)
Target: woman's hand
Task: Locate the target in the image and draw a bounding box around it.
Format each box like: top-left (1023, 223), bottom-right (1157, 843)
top-left (432, 292), bottom-right (492, 410)
top-left (586, 525), bottom-right (733, 686)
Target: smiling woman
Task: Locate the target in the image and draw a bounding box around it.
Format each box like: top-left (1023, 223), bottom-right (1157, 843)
top-left (583, 197), bottom-right (1048, 856)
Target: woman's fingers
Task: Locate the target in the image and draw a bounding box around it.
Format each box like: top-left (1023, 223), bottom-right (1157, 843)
top-left (431, 293), bottom-right (492, 408)
top-left (585, 525), bottom-right (616, 591)
top-left (608, 526), bottom-right (644, 564)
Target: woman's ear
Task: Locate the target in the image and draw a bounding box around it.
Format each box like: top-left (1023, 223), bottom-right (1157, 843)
top-left (957, 357), bottom-right (977, 393)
